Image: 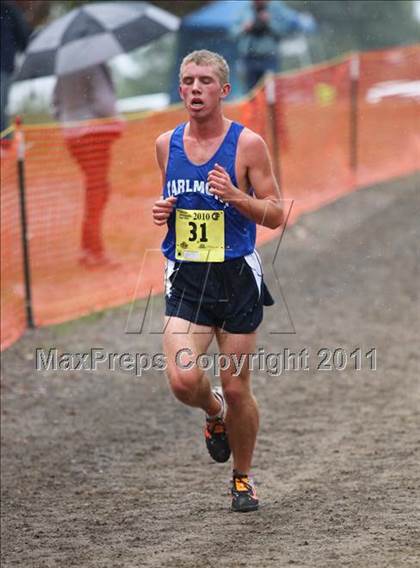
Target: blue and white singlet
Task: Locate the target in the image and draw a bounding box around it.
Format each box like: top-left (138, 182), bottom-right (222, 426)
top-left (161, 121), bottom-right (256, 261)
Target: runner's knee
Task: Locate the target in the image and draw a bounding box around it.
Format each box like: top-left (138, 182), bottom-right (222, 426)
top-left (222, 380), bottom-right (250, 409)
top-left (167, 367), bottom-right (203, 402)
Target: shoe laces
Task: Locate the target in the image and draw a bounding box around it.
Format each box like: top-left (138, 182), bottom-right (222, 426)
top-left (205, 417), bottom-right (226, 435)
top-left (233, 475), bottom-right (254, 493)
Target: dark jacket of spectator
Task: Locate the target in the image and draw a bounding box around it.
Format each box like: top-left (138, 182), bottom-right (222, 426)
top-left (0, 0), bottom-right (31, 74)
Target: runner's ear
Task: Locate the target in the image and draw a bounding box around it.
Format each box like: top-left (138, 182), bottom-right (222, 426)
top-left (220, 83), bottom-right (231, 99)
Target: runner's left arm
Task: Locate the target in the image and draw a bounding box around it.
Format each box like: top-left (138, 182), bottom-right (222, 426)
top-left (207, 133), bottom-right (283, 229)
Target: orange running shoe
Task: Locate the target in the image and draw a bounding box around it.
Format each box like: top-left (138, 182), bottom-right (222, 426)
top-left (231, 473), bottom-right (259, 512)
top-left (204, 387), bottom-right (230, 463)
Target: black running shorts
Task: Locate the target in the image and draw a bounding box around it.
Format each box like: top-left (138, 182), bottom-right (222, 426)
top-left (164, 251), bottom-right (274, 334)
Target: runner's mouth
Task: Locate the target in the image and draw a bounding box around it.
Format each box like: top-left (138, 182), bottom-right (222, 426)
top-left (191, 99), bottom-right (204, 108)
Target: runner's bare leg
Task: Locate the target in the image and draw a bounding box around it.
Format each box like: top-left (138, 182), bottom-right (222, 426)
top-left (163, 316), bottom-right (221, 416)
top-left (215, 329), bottom-right (259, 474)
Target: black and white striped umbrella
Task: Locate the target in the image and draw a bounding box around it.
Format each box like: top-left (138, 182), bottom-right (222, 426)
top-left (17, 1), bottom-right (179, 80)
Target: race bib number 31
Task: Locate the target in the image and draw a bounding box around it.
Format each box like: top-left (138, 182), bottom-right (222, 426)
top-left (175, 209), bottom-right (225, 262)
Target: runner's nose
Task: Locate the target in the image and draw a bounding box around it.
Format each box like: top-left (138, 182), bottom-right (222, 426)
top-left (192, 79), bottom-right (202, 93)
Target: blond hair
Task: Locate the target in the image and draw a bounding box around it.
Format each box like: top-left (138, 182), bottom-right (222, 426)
top-left (179, 50), bottom-right (230, 86)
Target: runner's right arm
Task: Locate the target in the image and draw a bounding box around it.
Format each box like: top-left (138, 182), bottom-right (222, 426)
top-left (153, 131), bottom-right (177, 226)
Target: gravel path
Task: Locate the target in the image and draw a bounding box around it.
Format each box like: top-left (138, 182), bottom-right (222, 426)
top-left (2, 173), bottom-right (419, 567)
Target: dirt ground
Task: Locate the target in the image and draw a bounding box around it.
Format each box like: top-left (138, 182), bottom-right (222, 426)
top-left (2, 173), bottom-right (419, 567)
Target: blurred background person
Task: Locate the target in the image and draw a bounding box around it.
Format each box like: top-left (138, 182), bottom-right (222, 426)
top-left (52, 63), bottom-right (123, 267)
top-left (0, 0), bottom-right (31, 146)
top-left (234, 0), bottom-right (315, 92)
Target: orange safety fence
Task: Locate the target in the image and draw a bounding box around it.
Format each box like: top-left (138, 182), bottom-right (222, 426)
top-left (1, 150), bottom-right (26, 349)
top-left (277, 57), bottom-right (354, 221)
top-left (356, 45), bottom-right (420, 187)
top-left (1, 45), bottom-right (419, 350)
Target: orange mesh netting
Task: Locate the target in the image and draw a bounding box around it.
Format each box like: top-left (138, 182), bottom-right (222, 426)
top-left (277, 58), bottom-right (354, 221)
top-left (1, 150), bottom-right (26, 350)
top-left (356, 45), bottom-right (420, 187)
top-left (1, 45), bottom-right (419, 350)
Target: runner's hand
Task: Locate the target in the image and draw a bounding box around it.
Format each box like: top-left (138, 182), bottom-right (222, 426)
top-left (208, 164), bottom-right (241, 203)
top-left (152, 196), bottom-right (177, 225)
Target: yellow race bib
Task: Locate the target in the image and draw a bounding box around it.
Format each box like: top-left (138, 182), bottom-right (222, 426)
top-left (175, 209), bottom-right (225, 262)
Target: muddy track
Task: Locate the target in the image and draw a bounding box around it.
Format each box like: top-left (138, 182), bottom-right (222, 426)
top-left (2, 174), bottom-right (419, 567)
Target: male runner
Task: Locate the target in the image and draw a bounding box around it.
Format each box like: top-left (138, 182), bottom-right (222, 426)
top-left (153, 50), bottom-right (283, 512)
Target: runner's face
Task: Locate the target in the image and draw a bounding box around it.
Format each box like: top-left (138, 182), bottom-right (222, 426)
top-left (179, 63), bottom-right (230, 117)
